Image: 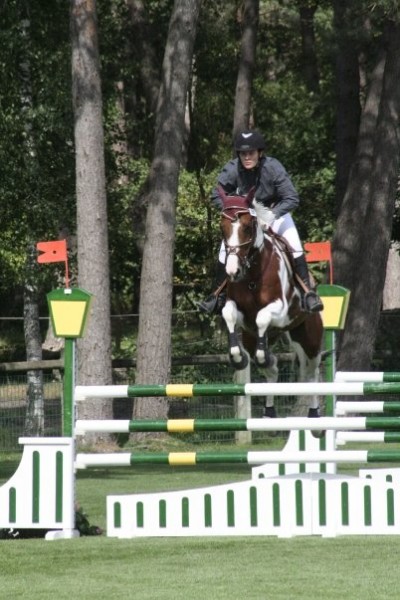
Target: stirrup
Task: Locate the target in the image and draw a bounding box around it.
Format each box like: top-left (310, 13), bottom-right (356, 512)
top-left (197, 294), bottom-right (218, 313)
top-left (197, 293), bottom-right (226, 315)
top-left (303, 291), bottom-right (324, 313)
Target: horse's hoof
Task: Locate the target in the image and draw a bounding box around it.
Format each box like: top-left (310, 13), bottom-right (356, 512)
top-left (263, 406), bottom-right (277, 418)
top-left (255, 354), bottom-right (274, 369)
top-left (307, 407), bottom-right (320, 418)
top-left (308, 407), bottom-right (325, 438)
top-left (229, 353), bottom-right (249, 371)
top-left (311, 429), bottom-right (325, 439)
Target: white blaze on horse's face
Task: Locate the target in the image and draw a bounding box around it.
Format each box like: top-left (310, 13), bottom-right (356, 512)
top-left (225, 220), bottom-right (241, 279)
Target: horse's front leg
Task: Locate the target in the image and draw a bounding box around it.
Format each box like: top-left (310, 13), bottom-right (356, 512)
top-left (255, 332), bottom-right (275, 369)
top-left (255, 303), bottom-right (283, 418)
top-left (222, 300), bottom-right (249, 370)
top-left (254, 302), bottom-right (283, 369)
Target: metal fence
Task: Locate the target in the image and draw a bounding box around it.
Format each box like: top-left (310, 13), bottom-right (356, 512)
top-left (2, 304), bottom-right (398, 451)
top-left (0, 354), bottom-right (302, 451)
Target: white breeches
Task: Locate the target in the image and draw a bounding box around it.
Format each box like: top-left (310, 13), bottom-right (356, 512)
top-left (218, 212), bottom-right (304, 263)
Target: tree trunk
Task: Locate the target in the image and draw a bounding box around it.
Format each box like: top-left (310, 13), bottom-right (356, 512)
top-left (297, 1), bottom-right (319, 94)
top-left (127, 0), bottom-right (160, 115)
top-left (233, 0), bottom-right (259, 134)
top-left (133, 0), bottom-right (201, 422)
top-left (383, 242), bottom-right (400, 310)
top-left (24, 244), bottom-right (44, 436)
top-left (333, 0), bottom-right (361, 210)
top-left (332, 47), bottom-right (385, 291)
top-left (71, 0), bottom-right (113, 442)
top-left (337, 20), bottom-right (400, 371)
top-left (127, 0), bottom-right (160, 116)
top-left (18, 8), bottom-right (45, 436)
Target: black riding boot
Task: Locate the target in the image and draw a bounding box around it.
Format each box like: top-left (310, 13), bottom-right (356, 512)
top-left (294, 255), bottom-right (324, 313)
top-left (197, 261), bottom-right (227, 315)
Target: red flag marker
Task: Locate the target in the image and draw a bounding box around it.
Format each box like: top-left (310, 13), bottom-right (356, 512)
top-left (37, 240), bottom-right (67, 263)
top-left (304, 241), bottom-right (333, 283)
top-left (37, 240), bottom-right (70, 287)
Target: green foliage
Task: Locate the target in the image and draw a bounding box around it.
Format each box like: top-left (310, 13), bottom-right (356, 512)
top-left (189, 2), bottom-right (241, 168)
top-left (0, 0), bottom-right (74, 301)
top-left (74, 504), bottom-right (103, 536)
top-left (0, 0), bottom-right (394, 328)
top-left (107, 158), bottom-right (150, 312)
top-left (173, 169), bottom-right (221, 316)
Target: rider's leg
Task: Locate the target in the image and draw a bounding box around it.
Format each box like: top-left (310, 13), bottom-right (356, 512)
top-left (197, 243), bottom-right (227, 314)
top-left (271, 215), bottom-right (323, 313)
top-left (293, 254), bottom-right (324, 313)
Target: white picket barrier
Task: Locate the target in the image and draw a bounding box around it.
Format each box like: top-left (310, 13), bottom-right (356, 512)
top-left (3, 371), bottom-right (400, 539)
top-left (0, 438), bottom-right (78, 540)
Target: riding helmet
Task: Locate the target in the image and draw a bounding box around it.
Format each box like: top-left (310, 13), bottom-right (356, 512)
top-left (234, 130), bottom-right (266, 152)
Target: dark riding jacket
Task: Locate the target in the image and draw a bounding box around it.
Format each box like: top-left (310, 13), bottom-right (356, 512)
top-left (210, 156), bottom-right (300, 219)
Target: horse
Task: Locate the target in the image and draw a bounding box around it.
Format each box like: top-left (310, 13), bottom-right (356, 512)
top-left (218, 186), bottom-right (324, 418)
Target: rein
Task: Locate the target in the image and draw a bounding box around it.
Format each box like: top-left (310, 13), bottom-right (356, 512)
top-left (222, 207), bottom-right (259, 268)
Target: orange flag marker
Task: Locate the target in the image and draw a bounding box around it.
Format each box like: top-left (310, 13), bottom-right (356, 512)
top-left (304, 241), bottom-right (333, 284)
top-left (37, 240), bottom-right (70, 287)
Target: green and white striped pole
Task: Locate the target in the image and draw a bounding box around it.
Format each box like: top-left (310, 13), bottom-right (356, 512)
top-left (75, 449), bottom-right (400, 469)
top-left (74, 381), bottom-right (400, 400)
top-left (75, 416), bottom-right (400, 435)
top-left (335, 371), bottom-right (400, 382)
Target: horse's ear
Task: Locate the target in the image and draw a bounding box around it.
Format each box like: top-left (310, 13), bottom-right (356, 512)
top-left (246, 187), bottom-right (256, 206)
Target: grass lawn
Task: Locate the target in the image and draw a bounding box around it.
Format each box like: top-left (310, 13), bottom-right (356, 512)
top-left (2, 445), bottom-right (400, 599)
top-left (2, 535), bottom-right (400, 600)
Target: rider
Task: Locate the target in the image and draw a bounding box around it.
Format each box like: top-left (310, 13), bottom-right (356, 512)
top-left (197, 129), bottom-right (324, 314)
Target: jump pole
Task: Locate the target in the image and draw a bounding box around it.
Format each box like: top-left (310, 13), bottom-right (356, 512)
top-left (336, 431), bottom-right (400, 444)
top-left (336, 401), bottom-right (400, 415)
top-left (75, 449), bottom-right (400, 469)
top-left (74, 416), bottom-right (400, 435)
top-left (74, 381), bottom-right (400, 400)
top-left (335, 371), bottom-right (400, 382)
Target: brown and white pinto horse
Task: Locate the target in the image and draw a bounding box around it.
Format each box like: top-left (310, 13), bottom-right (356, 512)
top-left (219, 187), bottom-right (323, 417)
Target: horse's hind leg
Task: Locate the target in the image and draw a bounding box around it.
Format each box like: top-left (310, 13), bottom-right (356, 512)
top-left (291, 340), bottom-right (321, 417)
top-left (263, 354), bottom-right (278, 418)
top-left (242, 330), bottom-right (278, 418)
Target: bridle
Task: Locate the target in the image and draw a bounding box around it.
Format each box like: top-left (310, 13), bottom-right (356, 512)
top-left (221, 206), bottom-right (259, 270)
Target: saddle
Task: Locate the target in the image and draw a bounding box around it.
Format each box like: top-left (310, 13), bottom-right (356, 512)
top-left (267, 232), bottom-right (296, 276)
top-left (267, 231), bottom-right (312, 295)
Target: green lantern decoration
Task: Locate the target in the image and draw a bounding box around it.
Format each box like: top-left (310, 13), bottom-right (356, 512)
top-left (47, 288), bottom-right (92, 339)
top-left (47, 288), bottom-right (93, 436)
top-left (318, 284), bottom-right (350, 330)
